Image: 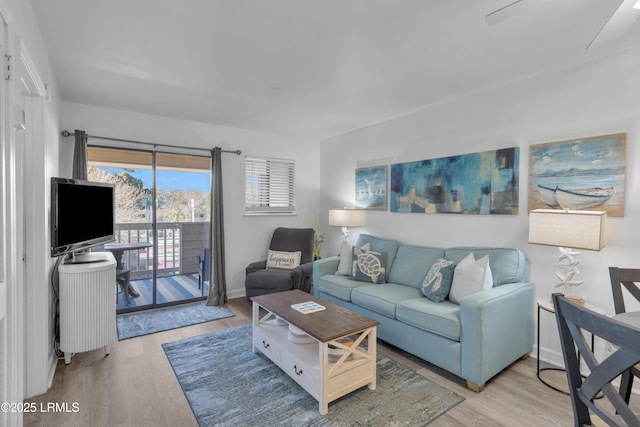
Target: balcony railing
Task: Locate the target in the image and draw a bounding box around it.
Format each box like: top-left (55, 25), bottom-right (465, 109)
top-left (113, 222), bottom-right (209, 279)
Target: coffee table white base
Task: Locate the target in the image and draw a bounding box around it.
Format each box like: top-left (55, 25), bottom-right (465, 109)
top-left (252, 303), bottom-right (377, 415)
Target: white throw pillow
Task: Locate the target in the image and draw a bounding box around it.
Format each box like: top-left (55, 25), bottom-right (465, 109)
top-left (336, 241), bottom-right (370, 275)
top-left (266, 250), bottom-right (302, 270)
top-left (448, 253), bottom-right (493, 304)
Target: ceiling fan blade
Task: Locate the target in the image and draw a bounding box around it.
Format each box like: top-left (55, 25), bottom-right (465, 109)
top-left (587, 0), bottom-right (640, 50)
top-left (485, 0), bottom-right (527, 26)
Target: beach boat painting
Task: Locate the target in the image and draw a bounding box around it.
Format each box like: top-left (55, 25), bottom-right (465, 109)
top-left (538, 184), bottom-right (615, 210)
top-left (528, 133), bottom-right (626, 217)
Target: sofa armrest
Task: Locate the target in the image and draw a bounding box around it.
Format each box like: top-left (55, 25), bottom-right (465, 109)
top-left (293, 261), bottom-right (314, 292)
top-left (312, 257), bottom-right (340, 296)
top-left (245, 260), bottom-right (267, 275)
top-left (459, 282), bottom-right (534, 387)
top-left (299, 261), bottom-right (313, 278)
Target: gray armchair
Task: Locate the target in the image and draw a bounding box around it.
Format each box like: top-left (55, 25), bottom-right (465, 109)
top-left (245, 227), bottom-right (315, 300)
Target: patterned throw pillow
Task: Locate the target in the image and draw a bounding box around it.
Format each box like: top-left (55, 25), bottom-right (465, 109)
top-left (422, 259), bottom-right (456, 302)
top-left (336, 241), bottom-right (370, 275)
top-left (350, 247), bottom-right (387, 284)
top-left (266, 250), bottom-right (302, 270)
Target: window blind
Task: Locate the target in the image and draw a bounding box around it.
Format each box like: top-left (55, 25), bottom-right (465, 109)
top-left (245, 155), bottom-right (295, 213)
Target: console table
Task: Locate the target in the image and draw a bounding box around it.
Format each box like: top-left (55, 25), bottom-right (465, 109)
top-left (252, 290), bottom-right (379, 414)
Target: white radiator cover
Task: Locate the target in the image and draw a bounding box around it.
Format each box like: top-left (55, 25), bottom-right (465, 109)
top-left (59, 253), bottom-right (117, 355)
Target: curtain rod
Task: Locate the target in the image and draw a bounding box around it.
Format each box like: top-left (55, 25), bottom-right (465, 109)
top-left (60, 130), bottom-right (241, 155)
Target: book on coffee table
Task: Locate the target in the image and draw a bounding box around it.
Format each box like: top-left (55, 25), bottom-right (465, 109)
top-left (291, 301), bottom-right (326, 314)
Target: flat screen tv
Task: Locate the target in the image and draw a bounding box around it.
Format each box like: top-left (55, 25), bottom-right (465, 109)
top-left (51, 177), bottom-right (116, 259)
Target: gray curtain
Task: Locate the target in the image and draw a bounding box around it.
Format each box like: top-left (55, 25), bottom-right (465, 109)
top-left (207, 147), bottom-right (227, 305)
top-left (72, 129), bottom-right (88, 180)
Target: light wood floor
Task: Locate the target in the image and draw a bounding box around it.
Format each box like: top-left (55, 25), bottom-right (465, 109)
top-left (23, 297), bottom-right (625, 426)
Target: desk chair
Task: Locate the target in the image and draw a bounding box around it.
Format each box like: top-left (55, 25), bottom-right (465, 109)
top-left (116, 269), bottom-right (131, 304)
top-left (609, 267), bottom-right (640, 404)
top-left (198, 248), bottom-right (210, 294)
top-left (553, 293), bottom-right (640, 427)
top-left (92, 245), bottom-right (131, 305)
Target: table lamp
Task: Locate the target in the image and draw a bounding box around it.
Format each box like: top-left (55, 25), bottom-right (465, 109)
top-left (328, 208), bottom-right (364, 241)
top-left (529, 209), bottom-right (606, 304)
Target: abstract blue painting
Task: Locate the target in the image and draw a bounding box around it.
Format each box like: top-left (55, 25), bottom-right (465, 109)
top-left (390, 148), bottom-right (519, 214)
top-left (355, 166), bottom-right (387, 210)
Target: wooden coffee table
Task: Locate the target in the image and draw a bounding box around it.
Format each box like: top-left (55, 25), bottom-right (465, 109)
top-left (251, 290), bottom-right (379, 414)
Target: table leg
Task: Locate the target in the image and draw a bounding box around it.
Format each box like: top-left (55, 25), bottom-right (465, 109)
top-left (112, 250), bottom-right (140, 299)
top-left (368, 327), bottom-right (377, 390)
top-left (537, 304), bottom-right (570, 394)
top-left (127, 281), bottom-right (140, 297)
top-left (116, 272), bottom-right (130, 304)
top-left (537, 304), bottom-right (601, 398)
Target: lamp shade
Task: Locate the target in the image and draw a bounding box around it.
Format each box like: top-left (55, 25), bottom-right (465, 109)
top-left (529, 209), bottom-right (606, 251)
top-left (328, 208), bottom-right (364, 228)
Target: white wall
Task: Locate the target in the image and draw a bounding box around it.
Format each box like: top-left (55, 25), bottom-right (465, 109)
top-left (61, 102), bottom-right (321, 299)
top-left (319, 45), bottom-right (640, 366)
top-left (2, 0), bottom-right (62, 409)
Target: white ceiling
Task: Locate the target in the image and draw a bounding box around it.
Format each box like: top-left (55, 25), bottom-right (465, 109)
top-left (30, 0), bottom-right (640, 140)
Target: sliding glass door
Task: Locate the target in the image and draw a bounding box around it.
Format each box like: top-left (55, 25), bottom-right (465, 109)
top-left (154, 153), bottom-right (211, 307)
top-left (87, 146), bottom-right (211, 313)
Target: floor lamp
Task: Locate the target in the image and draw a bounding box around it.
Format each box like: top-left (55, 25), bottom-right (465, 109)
top-left (529, 209), bottom-right (606, 304)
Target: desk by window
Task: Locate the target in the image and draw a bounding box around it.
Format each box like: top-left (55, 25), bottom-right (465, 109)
top-left (104, 242), bottom-right (152, 298)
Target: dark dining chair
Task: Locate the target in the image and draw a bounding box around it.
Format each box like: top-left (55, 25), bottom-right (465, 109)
top-left (609, 267), bottom-right (640, 404)
top-left (553, 293), bottom-right (640, 427)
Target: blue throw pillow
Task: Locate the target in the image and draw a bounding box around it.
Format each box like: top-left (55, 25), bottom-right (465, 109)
top-left (351, 247), bottom-right (387, 284)
top-left (422, 259), bottom-right (456, 302)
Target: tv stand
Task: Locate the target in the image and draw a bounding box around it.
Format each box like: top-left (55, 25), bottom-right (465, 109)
top-left (58, 252), bottom-right (117, 364)
top-left (64, 252), bottom-right (110, 264)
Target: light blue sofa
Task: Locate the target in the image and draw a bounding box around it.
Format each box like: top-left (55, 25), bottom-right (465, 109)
top-left (313, 234), bottom-right (534, 391)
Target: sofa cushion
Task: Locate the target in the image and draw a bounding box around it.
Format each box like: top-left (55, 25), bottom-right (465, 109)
top-left (449, 253), bottom-right (493, 303)
top-left (396, 298), bottom-right (461, 341)
top-left (355, 234), bottom-right (400, 281)
top-left (351, 248), bottom-right (387, 284)
top-left (316, 274), bottom-right (370, 302)
top-left (351, 284), bottom-right (422, 319)
top-left (388, 245), bottom-right (445, 289)
top-left (445, 247), bottom-right (528, 286)
top-left (422, 258), bottom-right (456, 302)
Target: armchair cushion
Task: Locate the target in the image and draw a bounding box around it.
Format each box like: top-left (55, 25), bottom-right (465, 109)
top-left (266, 250), bottom-right (301, 270)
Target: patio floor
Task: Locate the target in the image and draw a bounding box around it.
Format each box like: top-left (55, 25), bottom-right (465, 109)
top-left (117, 273), bottom-right (208, 311)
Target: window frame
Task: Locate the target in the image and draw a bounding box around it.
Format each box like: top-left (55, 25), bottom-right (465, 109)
top-left (244, 155), bottom-right (296, 215)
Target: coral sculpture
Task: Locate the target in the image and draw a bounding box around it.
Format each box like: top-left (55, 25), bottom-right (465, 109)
top-left (554, 247), bottom-right (583, 299)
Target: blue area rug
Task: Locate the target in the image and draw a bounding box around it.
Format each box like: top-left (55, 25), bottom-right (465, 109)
top-left (117, 301), bottom-right (234, 340)
top-left (162, 324), bottom-right (464, 426)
